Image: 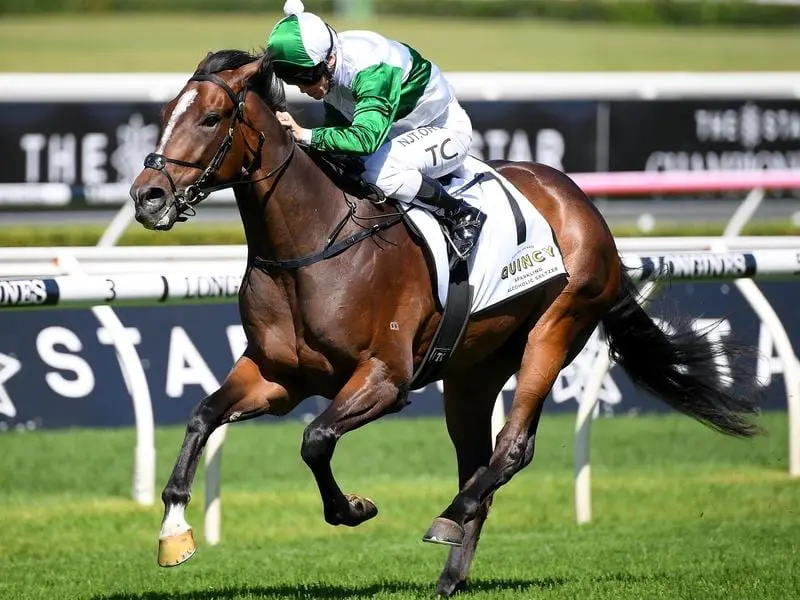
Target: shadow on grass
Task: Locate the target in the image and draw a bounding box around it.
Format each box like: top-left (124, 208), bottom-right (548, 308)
top-left (91, 576), bottom-right (569, 599)
top-left (92, 572), bottom-right (670, 599)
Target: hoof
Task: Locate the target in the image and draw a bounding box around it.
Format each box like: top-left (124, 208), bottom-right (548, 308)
top-left (435, 579), bottom-right (467, 598)
top-left (422, 517), bottom-right (464, 547)
top-left (326, 494), bottom-right (379, 527)
top-left (345, 494), bottom-right (378, 522)
top-left (158, 529), bottom-right (196, 567)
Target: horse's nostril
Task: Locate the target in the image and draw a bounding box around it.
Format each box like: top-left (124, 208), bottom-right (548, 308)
top-left (137, 185), bottom-right (167, 206)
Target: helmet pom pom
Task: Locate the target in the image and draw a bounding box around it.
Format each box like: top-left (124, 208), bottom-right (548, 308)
top-left (283, 0), bottom-right (305, 16)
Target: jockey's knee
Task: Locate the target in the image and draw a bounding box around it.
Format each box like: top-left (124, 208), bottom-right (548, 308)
top-left (365, 165), bottom-right (421, 203)
top-left (426, 133), bottom-right (471, 178)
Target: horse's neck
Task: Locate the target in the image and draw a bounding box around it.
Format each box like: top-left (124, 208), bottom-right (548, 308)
top-left (235, 126), bottom-right (356, 263)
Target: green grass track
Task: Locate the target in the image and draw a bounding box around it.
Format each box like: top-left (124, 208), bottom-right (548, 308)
top-left (2, 13), bottom-right (799, 72)
top-left (0, 411), bottom-right (798, 599)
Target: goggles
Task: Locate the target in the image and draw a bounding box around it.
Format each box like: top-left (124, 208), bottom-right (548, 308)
top-left (272, 60), bottom-right (329, 86)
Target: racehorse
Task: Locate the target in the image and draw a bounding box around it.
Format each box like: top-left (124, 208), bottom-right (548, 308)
top-left (129, 49), bottom-right (760, 597)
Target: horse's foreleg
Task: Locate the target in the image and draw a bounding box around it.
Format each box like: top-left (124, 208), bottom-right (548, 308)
top-left (435, 368), bottom-right (510, 597)
top-left (158, 349), bottom-right (295, 567)
top-left (425, 306), bottom-right (595, 547)
top-left (301, 356), bottom-right (408, 527)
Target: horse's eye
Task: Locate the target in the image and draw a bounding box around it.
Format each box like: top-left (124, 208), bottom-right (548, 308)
top-left (201, 114), bottom-right (221, 128)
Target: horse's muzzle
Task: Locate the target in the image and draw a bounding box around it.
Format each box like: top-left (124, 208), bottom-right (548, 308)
top-left (131, 184), bottom-right (173, 230)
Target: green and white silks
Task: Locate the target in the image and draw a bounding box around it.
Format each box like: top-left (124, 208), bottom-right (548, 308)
top-left (268, 13), bottom-right (472, 202)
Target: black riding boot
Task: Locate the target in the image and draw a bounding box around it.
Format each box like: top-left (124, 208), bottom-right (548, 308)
top-left (416, 175), bottom-right (486, 260)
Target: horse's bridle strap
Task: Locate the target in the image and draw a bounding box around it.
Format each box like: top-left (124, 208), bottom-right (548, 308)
top-left (143, 65), bottom-right (393, 271)
top-left (141, 71), bottom-right (286, 220)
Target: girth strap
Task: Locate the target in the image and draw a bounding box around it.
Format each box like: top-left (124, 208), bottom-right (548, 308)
top-left (408, 260), bottom-right (473, 390)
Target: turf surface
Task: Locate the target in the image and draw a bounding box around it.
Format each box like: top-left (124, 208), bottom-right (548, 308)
top-left (2, 13), bottom-right (800, 72)
top-left (0, 218), bottom-right (798, 247)
top-left (1, 411), bottom-right (797, 599)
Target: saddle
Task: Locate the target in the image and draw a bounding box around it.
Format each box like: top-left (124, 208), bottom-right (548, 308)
top-left (302, 147), bottom-right (386, 204)
top-left (302, 146), bottom-right (455, 206)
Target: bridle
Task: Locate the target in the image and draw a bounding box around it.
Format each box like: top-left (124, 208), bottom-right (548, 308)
top-left (142, 72), bottom-right (295, 221)
top-left (142, 67), bottom-right (405, 273)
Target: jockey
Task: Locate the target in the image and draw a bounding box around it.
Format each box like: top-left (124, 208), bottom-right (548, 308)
top-left (266, 1), bottom-right (486, 260)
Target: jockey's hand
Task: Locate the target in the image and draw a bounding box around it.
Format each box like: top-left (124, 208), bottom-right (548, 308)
top-left (276, 111), bottom-right (311, 145)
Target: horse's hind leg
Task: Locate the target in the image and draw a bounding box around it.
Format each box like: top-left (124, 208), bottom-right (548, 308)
top-left (301, 356), bottom-right (409, 527)
top-left (158, 347), bottom-right (297, 567)
top-left (435, 362), bottom-right (516, 597)
top-left (424, 284), bottom-right (613, 546)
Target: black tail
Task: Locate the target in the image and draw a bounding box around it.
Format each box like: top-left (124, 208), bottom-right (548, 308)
top-left (602, 269), bottom-right (761, 437)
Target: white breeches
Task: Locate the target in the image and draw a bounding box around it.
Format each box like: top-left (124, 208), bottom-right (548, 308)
top-left (362, 99), bottom-right (473, 203)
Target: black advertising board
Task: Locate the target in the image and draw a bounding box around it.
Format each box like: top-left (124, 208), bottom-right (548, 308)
top-left (461, 100), bottom-right (598, 172)
top-left (0, 103), bottom-right (163, 187)
top-left (1, 97), bottom-right (798, 207)
top-left (0, 99), bottom-right (597, 208)
top-left (608, 99), bottom-right (800, 197)
top-left (0, 102), bottom-right (320, 207)
top-left (0, 281), bottom-right (795, 431)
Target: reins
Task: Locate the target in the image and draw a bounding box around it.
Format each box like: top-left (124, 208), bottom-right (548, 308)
top-left (143, 72), bottom-right (293, 222)
top-left (145, 67), bottom-right (405, 270)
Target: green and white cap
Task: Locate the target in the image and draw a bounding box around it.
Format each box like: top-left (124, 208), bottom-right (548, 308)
top-left (267, 1), bottom-right (332, 70)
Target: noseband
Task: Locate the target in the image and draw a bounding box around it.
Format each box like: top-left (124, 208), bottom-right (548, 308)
top-left (143, 72), bottom-right (294, 220)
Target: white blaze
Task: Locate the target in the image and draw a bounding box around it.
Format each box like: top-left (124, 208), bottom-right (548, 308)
top-left (156, 89), bottom-right (199, 154)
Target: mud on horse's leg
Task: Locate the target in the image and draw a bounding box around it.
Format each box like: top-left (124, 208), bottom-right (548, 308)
top-left (158, 350), bottom-right (295, 567)
top-left (424, 312), bottom-right (586, 548)
top-left (301, 356), bottom-right (409, 527)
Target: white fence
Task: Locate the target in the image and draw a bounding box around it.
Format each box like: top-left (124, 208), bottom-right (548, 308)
top-left (1, 169), bottom-right (799, 544)
top-left (2, 72), bottom-right (800, 103)
top-left (6, 167), bottom-right (800, 210)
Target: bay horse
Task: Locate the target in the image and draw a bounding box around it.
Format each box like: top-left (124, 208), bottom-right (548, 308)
top-left (129, 50), bottom-right (759, 596)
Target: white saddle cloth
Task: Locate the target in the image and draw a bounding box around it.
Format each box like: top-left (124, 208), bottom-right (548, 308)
top-left (406, 156), bottom-right (568, 315)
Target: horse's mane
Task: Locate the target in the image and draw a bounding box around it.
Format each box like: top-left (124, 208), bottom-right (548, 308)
top-left (194, 49), bottom-right (287, 112)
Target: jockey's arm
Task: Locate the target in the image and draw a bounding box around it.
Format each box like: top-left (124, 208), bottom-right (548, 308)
top-left (321, 102), bottom-right (349, 127)
top-left (310, 63), bottom-right (402, 156)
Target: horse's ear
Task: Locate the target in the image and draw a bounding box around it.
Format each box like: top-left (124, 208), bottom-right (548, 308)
top-left (233, 57), bottom-right (265, 87)
top-left (230, 55), bottom-right (286, 112)
top-left (195, 51), bottom-right (215, 72)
